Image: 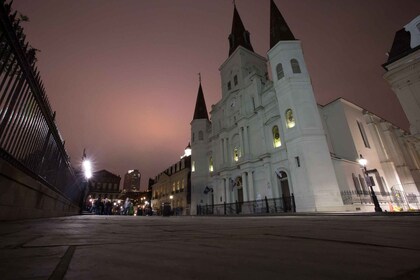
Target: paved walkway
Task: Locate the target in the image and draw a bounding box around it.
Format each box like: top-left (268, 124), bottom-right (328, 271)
top-left (0, 214), bottom-right (419, 280)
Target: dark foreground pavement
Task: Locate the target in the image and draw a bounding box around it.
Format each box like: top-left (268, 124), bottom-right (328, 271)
top-left (0, 214), bottom-right (419, 280)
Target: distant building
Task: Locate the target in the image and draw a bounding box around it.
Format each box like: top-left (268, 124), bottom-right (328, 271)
top-left (87, 169), bottom-right (121, 201)
top-left (383, 15), bottom-right (420, 139)
top-left (150, 146), bottom-right (191, 215)
top-left (123, 169), bottom-right (141, 192)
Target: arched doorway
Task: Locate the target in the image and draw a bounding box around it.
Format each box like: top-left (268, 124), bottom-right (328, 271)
top-left (234, 176), bottom-right (243, 214)
top-left (277, 171), bottom-right (293, 212)
top-left (235, 176), bottom-right (243, 203)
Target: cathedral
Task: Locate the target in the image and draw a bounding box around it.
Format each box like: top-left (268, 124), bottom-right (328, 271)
top-left (188, 1), bottom-right (420, 214)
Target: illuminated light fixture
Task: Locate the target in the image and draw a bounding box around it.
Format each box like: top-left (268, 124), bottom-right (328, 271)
top-left (357, 156), bottom-right (367, 167)
top-left (181, 142), bottom-right (192, 159)
top-left (169, 195), bottom-right (174, 200)
top-left (128, 170), bottom-right (134, 173)
top-left (185, 143), bottom-right (192, 156)
top-left (83, 159), bottom-right (92, 179)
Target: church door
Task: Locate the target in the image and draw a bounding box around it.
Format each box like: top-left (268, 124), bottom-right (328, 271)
top-left (277, 171), bottom-right (292, 212)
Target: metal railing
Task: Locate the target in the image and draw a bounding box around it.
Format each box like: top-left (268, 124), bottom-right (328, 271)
top-left (340, 189), bottom-right (420, 210)
top-left (197, 195), bottom-right (296, 216)
top-left (0, 1), bottom-right (82, 204)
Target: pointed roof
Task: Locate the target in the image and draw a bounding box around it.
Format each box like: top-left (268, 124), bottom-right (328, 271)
top-left (270, 0), bottom-right (295, 48)
top-left (228, 4), bottom-right (254, 56)
top-left (193, 82), bottom-right (209, 120)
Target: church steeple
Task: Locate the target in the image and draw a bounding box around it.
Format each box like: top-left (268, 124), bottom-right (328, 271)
top-left (228, 4), bottom-right (254, 56)
top-left (270, 0), bottom-right (295, 48)
top-left (192, 74), bottom-right (209, 120)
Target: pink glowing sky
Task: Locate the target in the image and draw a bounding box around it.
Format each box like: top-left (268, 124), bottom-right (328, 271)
top-left (13, 0), bottom-right (419, 190)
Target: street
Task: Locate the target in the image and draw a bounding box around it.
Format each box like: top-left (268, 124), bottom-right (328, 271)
top-left (0, 214), bottom-right (419, 279)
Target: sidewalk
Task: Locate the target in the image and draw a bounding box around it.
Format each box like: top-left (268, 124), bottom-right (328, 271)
top-left (1, 215), bottom-right (419, 279)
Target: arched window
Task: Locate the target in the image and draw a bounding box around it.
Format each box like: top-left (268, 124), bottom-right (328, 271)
top-left (352, 173), bottom-right (362, 193)
top-left (233, 148), bottom-right (239, 162)
top-left (285, 109), bottom-right (296, 128)
top-left (276, 63), bottom-right (284, 80)
top-left (291, 59), bottom-right (301, 73)
top-left (272, 126), bottom-right (281, 148)
top-left (198, 131), bottom-right (204, 140)
top-left (209, 157), bottom-right (214, 172)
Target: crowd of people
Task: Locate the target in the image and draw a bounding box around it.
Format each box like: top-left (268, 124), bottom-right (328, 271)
top-left (87, 197), bottom-right (152, 216)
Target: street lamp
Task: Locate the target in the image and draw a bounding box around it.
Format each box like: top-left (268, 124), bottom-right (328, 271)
top-left (169, 195), bottom-right (174, 208)
top-left (357, 154), bottom-right (382, 212)
top-left (80, 149), bottom-right (93, 213)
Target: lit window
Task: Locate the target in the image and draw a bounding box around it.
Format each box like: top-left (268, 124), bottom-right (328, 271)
top-left (285, 109), bottom-right (295, 128)
top-left (177, 181), bottom-right (180, 191)
top-left (198, 131), bottom-right (203, 140)
top-left (192, 161), bottom-right (195, 172)
top-left (181, 179), bottom-right (185, 190)
top-left (209, 157), bottom-right (214, 172)
top-left (233, 148), bottom-right (239, 162)
top-left (172, 183), bottom-right (175, 192)
top-left (291, 59), bottom-right (301, 73)
top-left (276, 63), bottom-right (284, 80)
top-left (234, 75), bottom-right (238, 86)
top-left (272, 126), bottom-right (281, 148)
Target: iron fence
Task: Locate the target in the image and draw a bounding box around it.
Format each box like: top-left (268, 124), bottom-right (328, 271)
top-left (0, 1), bottom-right (82, 204)
top-left (340, 189), bottom-right (419, 210)
top-left (197, 195), bottom-right (296, 216)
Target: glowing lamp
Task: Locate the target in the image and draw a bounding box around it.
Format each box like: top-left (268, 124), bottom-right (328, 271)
top-left (185, 143), bottom-right (191, 157)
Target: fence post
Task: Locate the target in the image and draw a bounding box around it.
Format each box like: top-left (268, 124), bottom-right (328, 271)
top-left (224, 202), bottom-right (226, 215)
top-left (291, 193), bottom-right (296, 212)
top-left (265, 196), bottom-right (269, 213)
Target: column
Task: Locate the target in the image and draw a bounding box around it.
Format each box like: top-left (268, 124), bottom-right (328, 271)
top-left (248, 171), bottom-right (255, 200)
top-left (239, 127), bottom-right (244, 157)
top-left (244, 126), bottom-right (250, 155)
top-left (242, 172), bottom-right (249, 201)
top-left (225, 178), bottom-right (231, 203)
top-left (223, 138), bottom-right (228, 163)
top-left (220, 139), bottom-right (225, 163)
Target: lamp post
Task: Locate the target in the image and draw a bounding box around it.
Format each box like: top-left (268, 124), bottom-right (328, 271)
top-left (358, 154), bottom-right (382, 212)
top-left (80, 149), bottom-right (93, 213)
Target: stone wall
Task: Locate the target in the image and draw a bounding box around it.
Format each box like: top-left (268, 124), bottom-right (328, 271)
top-left (0, 158), bottom-right (80, 221)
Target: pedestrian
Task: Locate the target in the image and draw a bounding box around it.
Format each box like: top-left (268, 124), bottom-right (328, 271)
top-left (123, 198), bottom-right (130, 215)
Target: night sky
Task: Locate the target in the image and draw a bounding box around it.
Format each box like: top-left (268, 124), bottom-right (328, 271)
top-left (13, 0), bottom-right (420, 190)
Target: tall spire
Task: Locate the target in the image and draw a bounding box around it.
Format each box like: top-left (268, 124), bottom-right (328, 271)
top-left (228, 4), bottom-right (254, 56)
top-left (193, 74), bottom-right (209, 120)
top-left (270, 0), bottom-right (295, 48)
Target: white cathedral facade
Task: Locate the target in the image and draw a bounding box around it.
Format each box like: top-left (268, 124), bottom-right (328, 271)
top-left (189, 1), bottom-right (420, 214)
